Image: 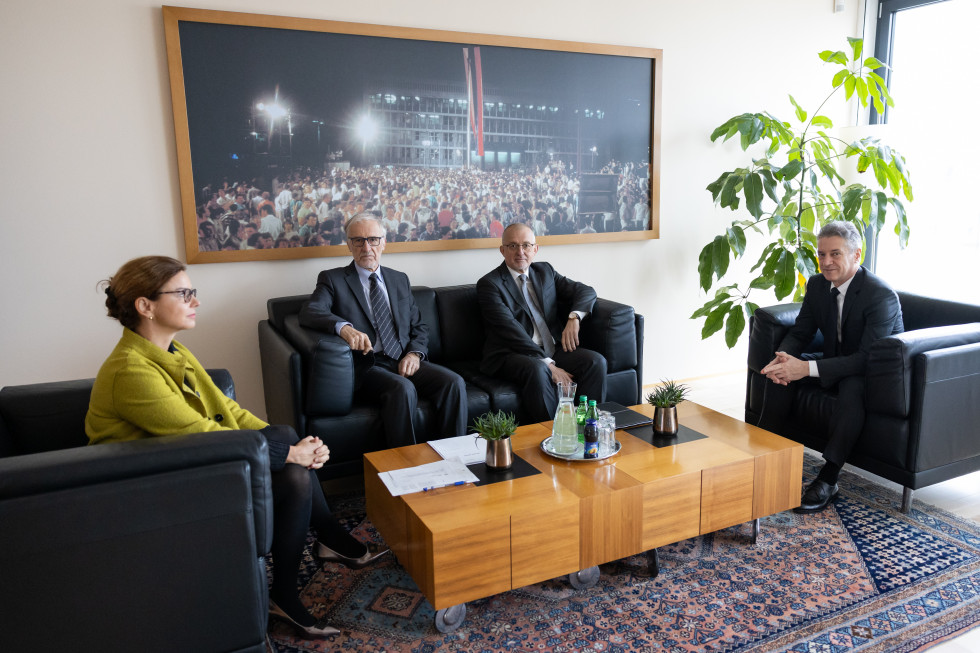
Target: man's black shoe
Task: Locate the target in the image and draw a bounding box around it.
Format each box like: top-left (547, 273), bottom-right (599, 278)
top-left (794, 479), bottom-right (839, 513)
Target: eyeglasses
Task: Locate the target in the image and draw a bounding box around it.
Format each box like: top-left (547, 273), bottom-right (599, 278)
top-left (157, 288), bottom-right (198, 303)
top-left (503, 242), bottom-right (536, 252)
top-left (349, 236), bottom-right (383, 247)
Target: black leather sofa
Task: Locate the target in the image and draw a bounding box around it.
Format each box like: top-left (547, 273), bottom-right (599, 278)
top-left (0, 371), bottom-right (272, 653)
top-left (259, 284), bottom-right (644, 478)
top-left (745, 291), bottom-right (980, 512)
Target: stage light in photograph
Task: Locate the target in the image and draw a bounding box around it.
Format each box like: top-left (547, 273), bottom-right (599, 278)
top-left (356, 114), bottom-right (379, 143)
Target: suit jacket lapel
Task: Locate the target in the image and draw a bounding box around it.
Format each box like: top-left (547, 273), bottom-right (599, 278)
top-left (840, 266), bottom-right (865, 330)
top-left (344, 262), bottom-right (373, 328)
top-left (529, 265), bottom-right (555, 328)
top-left (499, 263), bottom-right (532, 321)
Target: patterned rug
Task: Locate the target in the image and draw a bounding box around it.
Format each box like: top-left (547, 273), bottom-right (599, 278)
top-left (267, 455), bottom-right (980, 652)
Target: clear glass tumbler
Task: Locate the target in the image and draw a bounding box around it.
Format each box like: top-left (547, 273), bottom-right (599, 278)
top-left (598, 411), bottom-right (617, 456)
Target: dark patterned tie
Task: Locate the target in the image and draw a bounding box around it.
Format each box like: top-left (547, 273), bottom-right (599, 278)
top-left (520, 273), bottom-right (555, 358)
top-left (370, 273), bottom-right (402, 360)
top-left (830, 287), bottom-right (841, 355)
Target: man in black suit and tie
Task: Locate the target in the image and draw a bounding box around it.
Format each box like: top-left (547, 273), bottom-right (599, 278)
top-left (761, 221), bottom-right (903, 512)
top-left (477, 223), bottom-right (606, 423)
top-left (299, 213), bottom-right (467, 448)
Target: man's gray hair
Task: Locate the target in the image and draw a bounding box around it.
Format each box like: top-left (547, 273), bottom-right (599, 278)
top-left (818, 220), bottom-right (862, 254)
top-left (344, 211), bottom-right (385, 237)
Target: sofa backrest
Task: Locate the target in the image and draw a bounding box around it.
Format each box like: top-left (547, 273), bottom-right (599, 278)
top-left (0, 370), bottom-right (236, 458)
top-left (432, 285), bottom-right (486, 364)
top-left (899, 291), bottom-right (980, 332)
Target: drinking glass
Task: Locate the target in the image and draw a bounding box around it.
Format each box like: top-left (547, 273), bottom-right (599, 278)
top-left (598, 410), bottom-right (617, 456)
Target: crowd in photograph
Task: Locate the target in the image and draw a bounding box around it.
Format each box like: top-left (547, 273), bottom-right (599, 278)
top-left (195, 160), bottom-right (651, 251)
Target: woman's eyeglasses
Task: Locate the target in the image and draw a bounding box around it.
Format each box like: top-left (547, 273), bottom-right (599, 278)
top-left (157, 288), bottom-right (198, 303)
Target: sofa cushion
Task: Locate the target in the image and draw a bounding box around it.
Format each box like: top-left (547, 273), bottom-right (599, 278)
top-left (434, 285), bottom-right (487, 365)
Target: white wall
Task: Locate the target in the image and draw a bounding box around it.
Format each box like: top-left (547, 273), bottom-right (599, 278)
top-left (0, 0), bottom-right (863, 417)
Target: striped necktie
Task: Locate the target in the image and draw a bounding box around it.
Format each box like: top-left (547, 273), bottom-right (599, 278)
top-left (370, 273), bottom-right (402, 360)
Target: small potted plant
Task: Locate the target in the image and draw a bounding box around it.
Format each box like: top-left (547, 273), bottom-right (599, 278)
top-left (645, 379), bottom-right (691, 435)
top-left (472, 410), bottom-right (519, 471)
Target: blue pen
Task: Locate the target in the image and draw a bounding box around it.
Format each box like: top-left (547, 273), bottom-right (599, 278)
top-left (423, 480), bottom-right (467, 492)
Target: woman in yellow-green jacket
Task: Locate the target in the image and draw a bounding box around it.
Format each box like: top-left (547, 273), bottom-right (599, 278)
top-left (85, 256), bottom-right (387, 639)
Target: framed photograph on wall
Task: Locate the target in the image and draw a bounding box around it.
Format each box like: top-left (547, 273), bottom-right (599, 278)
top-left (163, 6), bottom-right (662, 263)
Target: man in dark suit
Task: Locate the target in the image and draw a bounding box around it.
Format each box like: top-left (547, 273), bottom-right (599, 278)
top-left (299, 213), bottom-right (467, 448)
top-left (477, 223), bottom-right (606, 423)
top-left (761, 221), bottom-right (903, 512)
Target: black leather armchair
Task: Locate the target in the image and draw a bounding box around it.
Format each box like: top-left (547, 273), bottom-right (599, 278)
top-left (745, 291), bottom-right (980, 512)
top-left (259, 284), bottom-right (644, 479)
top-left (0, 371), bottom-right (272, 653)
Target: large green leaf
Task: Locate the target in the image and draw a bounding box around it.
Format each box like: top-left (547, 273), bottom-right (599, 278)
top-left (720, 173), bottom-right (741, 209)
top-left (774, 250), bottom-right (796, 299)
top-left (727, 226), bottom-right (747, 257)
top-left (698, 242), bottom-right (714, 291)
top-left (712, 235), bottom-right (731, 280)
top-left (842, 186), bottom-right (864, 219)
top-left (847, 37), bottom-right (863, 62)
top-left (796, 246), bottom-right (818, 277)
top-left (702, 302), bottom-right (732, 339)
top-left (743, 173), bottom-right (764, 218)
top-left (819, 49), bottom-right (848, 65)
top-left (890, 198), bottom-right (910, 247)
top-left (778, 159), bottom-right (804, 180)
top-left (707, 171), bottom-right (730, 202)
top-left (725, 306), bottom-right (746, 348)
top-left (789, 95), bottom-right (807, 123)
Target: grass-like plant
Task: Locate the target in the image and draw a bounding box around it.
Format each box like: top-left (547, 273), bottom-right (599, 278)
top-left (472, 410), bottom-right (519, 441)
top-left (645, 379), bottom-right (691, 408)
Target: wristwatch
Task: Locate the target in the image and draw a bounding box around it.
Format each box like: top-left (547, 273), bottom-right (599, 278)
top-left (568, 313), bottom-right (580, 321)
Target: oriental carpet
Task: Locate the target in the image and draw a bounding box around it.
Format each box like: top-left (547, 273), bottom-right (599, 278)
top-left (267, 455), bottom-right (980, 652)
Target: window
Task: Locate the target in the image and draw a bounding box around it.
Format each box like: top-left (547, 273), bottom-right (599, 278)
top-left (871, 0), bottom-right (980, 303)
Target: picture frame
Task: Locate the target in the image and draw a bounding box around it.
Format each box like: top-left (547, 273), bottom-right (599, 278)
top-left (162, 6), bottom-right (662, 264)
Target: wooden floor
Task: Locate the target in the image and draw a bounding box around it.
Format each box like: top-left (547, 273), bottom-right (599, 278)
top-left (677, 371), bottom-right (980, 652)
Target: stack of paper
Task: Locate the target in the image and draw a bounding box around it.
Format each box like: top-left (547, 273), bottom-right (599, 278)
top-left (377, 459), bottom-right (479, 497)
top-left (427, 433), bottom-right (487, 465)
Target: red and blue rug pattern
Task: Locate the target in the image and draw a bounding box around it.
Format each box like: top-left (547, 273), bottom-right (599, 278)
top-left (267, 455), bottom-right (980, 652)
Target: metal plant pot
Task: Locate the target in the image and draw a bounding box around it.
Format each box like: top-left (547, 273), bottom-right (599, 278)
top-left (485, 437), bottom-right (514, 470)
top-left (653, 406), bottom-right (678, 435)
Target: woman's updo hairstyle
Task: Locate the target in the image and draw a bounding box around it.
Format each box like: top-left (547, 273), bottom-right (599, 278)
top-left (100, 256), bottom-right (186, 330)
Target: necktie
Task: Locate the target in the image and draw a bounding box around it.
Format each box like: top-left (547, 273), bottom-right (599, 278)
top-left (370, 273), bottom-right (402, 360)
top-left (830, 287), bottom-right (841, 355)
top-left (519, 273), bottom-right (555, 358)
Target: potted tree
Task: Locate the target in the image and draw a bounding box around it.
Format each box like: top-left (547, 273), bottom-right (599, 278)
top-left (692, 38), bottom-right (912, 347)
top-left (646, 379), bottom-right (691, 435)
top-left (472, 410), bottom-right (519, 471)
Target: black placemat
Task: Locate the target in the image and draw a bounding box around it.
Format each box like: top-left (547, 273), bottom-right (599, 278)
top-left (468, 455), bottom-right (541, 485)
top-left (597, 401), bottom-right (654, 429)
top-left (624, 423), bottom-right (708, 448)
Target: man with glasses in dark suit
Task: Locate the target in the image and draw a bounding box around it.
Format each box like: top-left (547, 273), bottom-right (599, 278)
top-left (477, 223), bottom-right (607, 423)
top-left (299, 212), bottom-right (467, 448)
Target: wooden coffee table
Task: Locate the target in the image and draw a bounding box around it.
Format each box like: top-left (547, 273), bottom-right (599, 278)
top-left (363, 401), bottom-right (803, 632)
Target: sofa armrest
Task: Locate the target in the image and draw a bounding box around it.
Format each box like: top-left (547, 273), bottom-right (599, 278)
top-left (0, 430), bottom-right (272, 652)
top-left (0, 429), bottom-right (273, 553)
top-left (747, 303), bottom-right (802, 373)
top-left (907, 341), bottom-right (980, 471)
top-left (580, 297), bottom-right (638, 373)
top-left (867, 322), bottom-right (980, 418)
top-left (282, 314), bottom-right (355, 416)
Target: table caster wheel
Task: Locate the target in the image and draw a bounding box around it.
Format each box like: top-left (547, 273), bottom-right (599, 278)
top-left (434, 603), bottom-right (466, 633)
top-left (568, 565), bottom-right (600, 589)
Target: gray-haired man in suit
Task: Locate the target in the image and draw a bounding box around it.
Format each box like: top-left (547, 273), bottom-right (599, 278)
top-left (761, 221), bottom-right (903, 512)
top-left (299, 213), bottom-right (467, 448)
